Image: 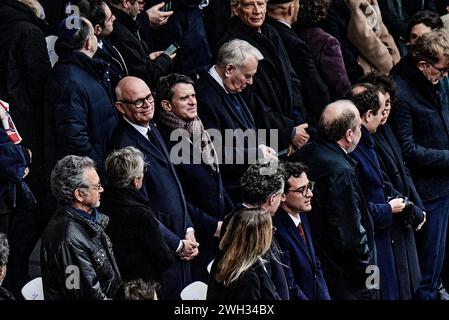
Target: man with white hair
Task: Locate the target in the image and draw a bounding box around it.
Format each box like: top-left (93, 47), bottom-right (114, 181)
top-left (196, 39), bottom-right (277, 203)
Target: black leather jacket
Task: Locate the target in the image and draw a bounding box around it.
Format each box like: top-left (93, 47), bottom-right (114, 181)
top-left (41, 206), bottom-right (121, 300)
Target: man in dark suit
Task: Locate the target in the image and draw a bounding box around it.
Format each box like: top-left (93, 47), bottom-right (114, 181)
top-left (291, 100), bottom-right (378, 300)
top-left (266, 0), bottom-right (331, 126)
top-left (196, 39), bottom-right (277, 203)
top-left (108, 76), bottom-right (199, 299)
top-left (274, 161), bottom-right (330, 300)
top-left (219, 0), bottom-right (310, 152)
top-left (390, 30), bottom-right (449, 300)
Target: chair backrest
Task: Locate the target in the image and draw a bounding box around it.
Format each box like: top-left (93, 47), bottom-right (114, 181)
top-left (45, 35), bottom-right (59, 67)
top-left (21, 277), bottom-right (44, 300)
top-left (180, 281), bottom-right (208, 300)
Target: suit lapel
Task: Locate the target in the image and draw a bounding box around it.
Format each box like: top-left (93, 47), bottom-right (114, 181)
top-left (204, 72), bottom-right (256, 129)
top-left (123, 121), bottom-right (168, 164)
top-left (279, 208), bottom-right (313, 265)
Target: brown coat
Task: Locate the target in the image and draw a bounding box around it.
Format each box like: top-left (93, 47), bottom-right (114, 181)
top-left (346, 0), bottom-right (400, 74)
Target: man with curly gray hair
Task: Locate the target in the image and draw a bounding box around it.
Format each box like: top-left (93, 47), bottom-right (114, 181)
top-left (0, 233), bottom-right (14, 300)
top-left (213, 160), bottom-right (290, 299)
top-left (40, 155), bottom-right (121, 300)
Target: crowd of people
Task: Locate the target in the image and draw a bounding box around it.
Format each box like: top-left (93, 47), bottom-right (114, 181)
top-left (1, 0), bottom-right (449, 301)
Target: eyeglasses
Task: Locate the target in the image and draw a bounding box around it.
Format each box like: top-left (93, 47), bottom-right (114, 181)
top-left (119, 93), bottom-right (154, 109)
top-left (288, 181), bottom-right (315, 196)
top-left (83, 182), bottom-right (102, 191)
top-left (426, 61), bottom-right (449, 76)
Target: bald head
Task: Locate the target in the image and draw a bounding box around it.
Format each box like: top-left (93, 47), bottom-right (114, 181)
top-left (115, 77), bottom-right (154, 126)
top-left (318, 100), bottom-right (362, 152)
top-left (115, 76), bottom-right (149, 101)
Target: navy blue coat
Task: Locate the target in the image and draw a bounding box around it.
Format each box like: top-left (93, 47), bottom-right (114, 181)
top-left (0, 128), bottom-right (29, 209)
top-left (373, 123), bottom-right (423, 299)
top-left (196, 71), bottom-right (257, 199)
top-left (108, 119), bottom-right (192, 299)
top-left (47, 51), bottom-right (118, 176)
top-left (350, 126), bottom-right (399, 300)
top-left (273, 207), bottom-right (330, 300)
top-left (157, 122), bottom-right (234, 282)
top-left (390, 54), bottom-right (449, 202)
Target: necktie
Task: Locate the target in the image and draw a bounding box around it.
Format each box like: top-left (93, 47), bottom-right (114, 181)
top-left (147, 128), bottom-right (160, 150)
top-left (229, 94), bottom-right (252, 128)
top-left (297, 222), bottom-right (306, 244)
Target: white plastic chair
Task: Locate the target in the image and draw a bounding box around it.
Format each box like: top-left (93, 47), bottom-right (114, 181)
top-left (21, 277), bottom-right (44, 300)
top-left (180, 281), bottom-right (208, 300)
top-left (45, 35), bottom-right (59, 67)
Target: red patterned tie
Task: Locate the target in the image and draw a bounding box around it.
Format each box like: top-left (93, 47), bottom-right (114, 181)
top-left (297, 223), bottom-right (306, 244)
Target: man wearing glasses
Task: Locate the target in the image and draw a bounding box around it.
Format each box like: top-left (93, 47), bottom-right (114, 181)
top-left (41, 155), bottom-right (121, 299)
top-left (273, 161), bottom-right (330, 300)
top-left (109, 76), bottom-right (200, 300)
top-left (390, 30), bottom-right (449, 300)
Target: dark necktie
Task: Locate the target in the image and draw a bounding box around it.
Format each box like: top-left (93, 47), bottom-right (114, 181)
top-left (297, 222), bottom-right (306, 244)
top-left (147, 128), bottom-right (160, 150)
top-left (229, 94), bottom-right (252, 128)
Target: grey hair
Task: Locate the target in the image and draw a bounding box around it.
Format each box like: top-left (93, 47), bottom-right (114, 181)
top-left (217, 39), bottom-right (264, 69)
top-left (51, 155), bottom-right (96, 205)
top-left (105, 147), bottom-right (145, 188)
top-left (0, 233), bottom-right (9, 266)
top-left (230, 0), bottom-right (269, 7)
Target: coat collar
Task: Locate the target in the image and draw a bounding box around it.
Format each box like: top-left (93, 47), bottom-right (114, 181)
top-left (275, 206), bottom-right (313, 264)
top-left (393, 54), bottom-right (442, 108)
top-left (110, 5), bottom-right (140, 34)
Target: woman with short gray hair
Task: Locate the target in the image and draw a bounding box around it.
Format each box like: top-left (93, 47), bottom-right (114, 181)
top-left (105, 146), bottom-right (145, 189)
top-left (0, 232), bottom-right (13, 300)
top-left (101, 147), bottom-right (174, 286)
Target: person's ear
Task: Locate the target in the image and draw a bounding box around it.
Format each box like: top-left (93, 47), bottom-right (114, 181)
top-left (115, 102), bottom-right (126, 115)
top-left (161, 100), bottom-right (172, 111)
top-left (0, 265), bottom-right (6, 284)
top-left (281, 193), bottom-right (287, 202)
top-left (74, 188), bottom-right (85, 203)
top-left (231, 3), bottom-right (240, 16)
top-left (94, 24), bottom-right (102, 36)
top-left (345, 128), bottom-right (352, 141)
top-left (224, 64), bottom-right (235, 77)
top-left (417, 61), bottom-right (427, 72)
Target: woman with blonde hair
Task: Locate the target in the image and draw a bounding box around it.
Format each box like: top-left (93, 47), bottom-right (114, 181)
top-left (207, 208), bottom-right (280, 300)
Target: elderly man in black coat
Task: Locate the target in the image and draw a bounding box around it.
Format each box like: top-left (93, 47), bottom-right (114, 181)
top-left (291, 100), bottom-right (378, 300)
top-left (196, 39), bottom-right (277, 203)
top-left (218, 0), bottom-right (310, 152)
top-left (266, 0), bottom-right (331, 127)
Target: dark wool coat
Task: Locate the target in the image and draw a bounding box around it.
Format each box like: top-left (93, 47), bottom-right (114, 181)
top-left (100, 186), bottom-right (174, 283)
